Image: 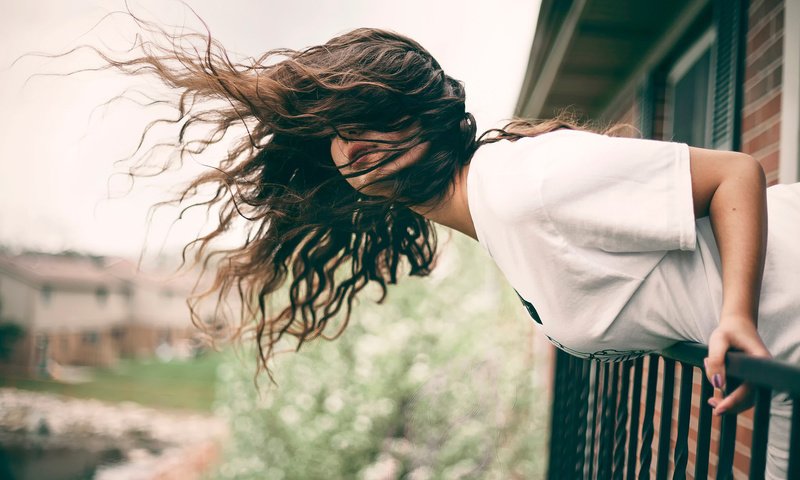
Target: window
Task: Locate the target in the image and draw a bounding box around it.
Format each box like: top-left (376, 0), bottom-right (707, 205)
top-left (41, 284), bottom-right (52, 304)
top-left (111, 326), bottom-right (125, 340)
top-left (82, 331), bottom-right (99, 345)
top-left (95, 286), bottom-right (109, 306)
top-left (666, 28), bottom-right (716, 148)
top-left (121, 283), bottom-right (133, 303)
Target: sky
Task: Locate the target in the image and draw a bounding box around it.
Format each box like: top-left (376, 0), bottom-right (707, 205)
top-left (0, 0), bottom-right (540, 262)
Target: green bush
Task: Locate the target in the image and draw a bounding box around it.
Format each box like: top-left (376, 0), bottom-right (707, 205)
top-left (213, 232), bottom-right (548, 480)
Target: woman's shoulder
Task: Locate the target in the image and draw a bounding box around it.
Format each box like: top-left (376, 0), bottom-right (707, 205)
top-left (470, 128), bottom-right (603, 170)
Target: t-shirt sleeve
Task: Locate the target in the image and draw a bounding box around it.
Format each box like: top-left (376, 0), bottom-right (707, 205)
top-left (538, 131), bottom-right (697, 253)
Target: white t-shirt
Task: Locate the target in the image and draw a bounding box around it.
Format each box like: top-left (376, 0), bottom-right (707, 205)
top-left (467, 128), bottom-right (800, 363)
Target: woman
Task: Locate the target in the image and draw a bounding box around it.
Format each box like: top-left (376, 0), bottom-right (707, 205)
top-left (91, 22), bottom-right (797, 477)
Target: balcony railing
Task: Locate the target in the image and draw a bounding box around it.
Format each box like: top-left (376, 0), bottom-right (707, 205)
top-left (547, 342), bottom-right (800, 479)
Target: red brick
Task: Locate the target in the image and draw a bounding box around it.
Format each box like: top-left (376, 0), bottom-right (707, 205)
top-left (742, 92), bottom-right (781, 132)
top-left (745, 64), bottom-right (783, 106)
top-left (756, 148), bottom-right (780, 175)
top-left (744, 120), bottom-right (781, 153)
top-left (750, 0), bottom-right (783, 34)
top-left (747, 35), bottom-right (784, 74)
top-left (747, 16), bottom-right (773, 62)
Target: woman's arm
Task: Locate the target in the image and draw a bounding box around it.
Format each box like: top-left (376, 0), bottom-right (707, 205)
top-left (687, 146), bottom-right (772, 414)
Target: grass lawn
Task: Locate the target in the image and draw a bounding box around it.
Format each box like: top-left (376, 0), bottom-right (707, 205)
top-left (0, 352), bottom-right (223, 412)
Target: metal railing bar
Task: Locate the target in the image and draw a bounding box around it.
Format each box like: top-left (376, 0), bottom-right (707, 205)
top-left (694, 377), bottom-right (714, 480)
top-left (639, 355), bottom-right (660, 479)
top-left (563, 356), bottom-right (578, 476)
top-left (662, 343), bottom-right (800, 395)
top-left (656, 358), bottom-right (675, 480)
top-left (601, 362), bottom-right (619, 479)
top-left (748, 386), bottom-right (772, 480)
top-left (558, 356), bottom-right (578, 478)
top-left (547, 350), bottom-right (567, 480)
top-left (588, 360), bottom-right (602, 480)
top-left (613, 362), bottom-right (630, 480)
top-left (627, 357), bottom-right (644, 480)
top-left (725, 355), bottom-right (800, 396)
top-left (575, 359), bottom-right (591, 479)
top-left (599, 362), bottom-right (613, 479)
top-left (716, 406), bottom-right (738, 479)
top-left (672, 362), bottom-right (693, 479)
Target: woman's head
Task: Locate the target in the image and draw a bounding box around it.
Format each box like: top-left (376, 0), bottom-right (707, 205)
top-left (271, 27), bottom-right (478, 207)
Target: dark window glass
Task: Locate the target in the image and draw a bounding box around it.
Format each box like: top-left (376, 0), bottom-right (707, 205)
top-left (668, 34), bottom-right (714, 148)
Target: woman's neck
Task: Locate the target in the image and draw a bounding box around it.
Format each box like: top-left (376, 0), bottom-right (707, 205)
top-left (408, 164), bottom-right (477, 241)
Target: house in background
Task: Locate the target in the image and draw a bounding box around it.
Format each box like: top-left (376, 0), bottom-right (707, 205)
top-left (103, 257), bottom-right (207, 359)
top-left (516, 0), bottom-right (797, 477)
top-left (0, 251), bottom-right (205, 376)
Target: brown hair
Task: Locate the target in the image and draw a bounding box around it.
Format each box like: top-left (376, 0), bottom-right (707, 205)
top-left (49, 12), bottom-right (632, 384)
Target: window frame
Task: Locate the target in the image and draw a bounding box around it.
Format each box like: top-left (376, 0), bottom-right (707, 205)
top-left (665, 27), bottom-right (717, 148)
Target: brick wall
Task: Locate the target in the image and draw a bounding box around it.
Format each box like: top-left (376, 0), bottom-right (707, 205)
top-left (742, 0), bottom-right (785, 185)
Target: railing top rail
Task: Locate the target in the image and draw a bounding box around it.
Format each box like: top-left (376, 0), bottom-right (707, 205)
top-left (661, 342), bottom-right (800, 395)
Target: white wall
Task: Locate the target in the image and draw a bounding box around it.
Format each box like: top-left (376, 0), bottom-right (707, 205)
top-left (0, 272), bottom-right (35, 326)
top-left (130, 284), bottom-right (193, 328)
top-left (33, 287), bottom-right (129, 332)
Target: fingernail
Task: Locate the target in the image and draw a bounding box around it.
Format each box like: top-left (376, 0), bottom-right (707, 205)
top-left (703, 358), bottom-right (709, 370)
top-left (713, 374), bottom-right (722, 389)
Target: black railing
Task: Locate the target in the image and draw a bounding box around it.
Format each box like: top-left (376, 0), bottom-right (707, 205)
top-left (547, 343), bottom-right (800, 479)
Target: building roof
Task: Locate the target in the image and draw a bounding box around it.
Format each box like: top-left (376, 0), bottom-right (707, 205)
top-left (516, 0), bottom-right (701, 121)
top-left (0, 252), bottom-right (200, 294)
top-left (0, 252), bottom-right (125, 290)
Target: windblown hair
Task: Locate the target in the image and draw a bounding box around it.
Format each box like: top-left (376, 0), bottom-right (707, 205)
top-left (53, 11), bottom-right (632, 384)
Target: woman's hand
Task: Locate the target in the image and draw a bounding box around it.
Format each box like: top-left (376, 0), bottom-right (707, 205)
top-left (704, 313), bottom-right (771, 415)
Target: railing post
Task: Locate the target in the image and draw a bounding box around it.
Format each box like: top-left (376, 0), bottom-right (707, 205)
top-left (547, 349), bottom-right (567, 480)
top-left (749, 387), bottom-right (772, 479)
top-left (694, 371), bottom-right (714, 480)
top-left (574, 359), bottom-right (591, 479)
top-left (639, 354), bottom-right (660, 479)
top-left (626, 357), bottom-right (644, 479)
top-left (655, 358), bottom-right (675, 480)
top-left (588, 360), bottom-right (602, 479)
top-left (612, 361), bottom-right (630, 480)
top-left (672, 362), bottom-right (694, 479)
top-left (598, 362), bottom-right (615, 479)
top-left (716, 378), bottom-right (740, 480)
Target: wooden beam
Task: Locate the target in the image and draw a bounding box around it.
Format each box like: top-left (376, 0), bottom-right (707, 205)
top-left (517, 0), bottom-right (589, 118)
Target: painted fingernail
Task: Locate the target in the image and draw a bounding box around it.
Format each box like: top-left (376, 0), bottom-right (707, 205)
top-left (713, 374), bottom-right (722, 389)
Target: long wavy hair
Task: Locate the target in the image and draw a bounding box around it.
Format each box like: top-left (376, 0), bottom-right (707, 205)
top-left (54, 12), bottom-right (632, 384)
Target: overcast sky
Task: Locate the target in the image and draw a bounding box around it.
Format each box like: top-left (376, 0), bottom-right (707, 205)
top-left (0, 0), bottom-right (540, 262)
